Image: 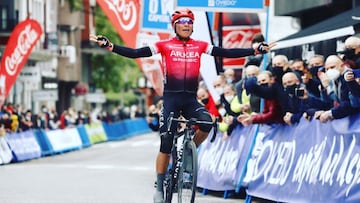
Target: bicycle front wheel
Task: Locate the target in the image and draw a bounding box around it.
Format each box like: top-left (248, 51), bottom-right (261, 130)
top-left (177, 140), bottom-right (197, 203)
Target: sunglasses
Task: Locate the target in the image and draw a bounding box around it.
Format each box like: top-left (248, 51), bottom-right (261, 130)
top-left (174, 18), bottom-right (194, 25)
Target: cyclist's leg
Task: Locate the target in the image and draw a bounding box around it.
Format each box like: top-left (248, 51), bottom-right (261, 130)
top-left (154, 94), bottom-right (180, 201)
top-left (182, 100), bottom-right (213, 146)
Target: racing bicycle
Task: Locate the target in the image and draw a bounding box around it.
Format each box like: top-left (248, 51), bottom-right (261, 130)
top-left (164, 112), bottom-right (217, 203)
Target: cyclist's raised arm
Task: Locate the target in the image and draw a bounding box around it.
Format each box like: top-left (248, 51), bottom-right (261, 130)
top-left (90, 34), bottom-right (153, 58)
top-left (209, 41), bottom-right (276, 58)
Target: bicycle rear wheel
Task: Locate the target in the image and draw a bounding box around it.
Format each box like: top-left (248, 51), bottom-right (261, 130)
top-left (177, 140), bottom-right (197, 203)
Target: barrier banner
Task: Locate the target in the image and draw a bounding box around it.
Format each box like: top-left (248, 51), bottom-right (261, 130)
top-left (0, 136), bottom-right (13, 164)
top-left (244, 114), bottom-right (360, 203)
top-left (84, 122), bottom-right (108, 144)
top-left (5, 131), bottom-right (41, 162)
top-left (197, 125), bottom-right (257, 190)
top-left (45, 128), bottom-right (82, 153)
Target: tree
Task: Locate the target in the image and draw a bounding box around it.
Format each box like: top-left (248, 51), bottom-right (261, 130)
top-left (91, 6), bottom-right (143, 105)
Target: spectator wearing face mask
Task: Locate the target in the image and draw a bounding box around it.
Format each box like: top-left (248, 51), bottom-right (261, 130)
top-left (224, 68), bottom-right (237, 84)
top-left (304, 55), bottom-right (326, 98)
top-left (212, 74), bottom-right (227, 105)
top-left (314, 55), bottom-right (360, 122)
top-left (218, 84), bottom-right (242, 139)
top-left (237, 71), bottom-right (284, 126)
top-left (244, 57), bottom-right (292, 115)
top-left (235, 65), bottom-right (261, 113)
top-left (197, 87), bottom-right (221, 121)
top-left (282, 72), bottom-right (331, 125)
top-left (340, 36), bottom-right (360, 69)
top-left (268, 55), bottom-right (292, 84)
top-left (344, 69), bottom-right (360, 108)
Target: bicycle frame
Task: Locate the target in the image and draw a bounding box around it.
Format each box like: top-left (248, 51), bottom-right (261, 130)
top-left (164, 113), bottom-right (217, 203)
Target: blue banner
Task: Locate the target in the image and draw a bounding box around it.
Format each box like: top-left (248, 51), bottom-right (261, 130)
top-left (244, 115), bottom-right (360, 203)
top-left (197, 125), bottom-right (256, 190)
top-left (141, 0), bottom-right (173, 32)
top-left (176, 0), bottom-right (264, 12)
top-left (5, 131), bottom-right (41, 162)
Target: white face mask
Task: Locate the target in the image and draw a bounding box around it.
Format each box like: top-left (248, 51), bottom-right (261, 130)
top-left (326, 68), bottom-right (341, 81)
top-left (225, 95), bottom-right (234, 103)
top-left (215, 87), bottom-right (223, 95)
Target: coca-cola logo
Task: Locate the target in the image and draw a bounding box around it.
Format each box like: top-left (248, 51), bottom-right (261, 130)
top-left (5, 24), bottom-right (39, 76)
top-left (104, 0), bottom-right (137, 31)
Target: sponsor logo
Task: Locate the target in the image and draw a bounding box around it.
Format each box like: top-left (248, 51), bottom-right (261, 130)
top-left (104, 0), bottom-right (137, 31)
top-left (5, 25), bottom-right (40, 76)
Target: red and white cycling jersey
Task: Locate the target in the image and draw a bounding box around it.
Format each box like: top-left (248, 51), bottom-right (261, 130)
top-left (150, 37), bottom-right (213, 93)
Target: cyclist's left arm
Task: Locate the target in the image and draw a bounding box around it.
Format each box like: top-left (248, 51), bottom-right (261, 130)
top-left (208, 41), bottom-right (274, 58)
top-left (209, 46), bottom-right (256, 58)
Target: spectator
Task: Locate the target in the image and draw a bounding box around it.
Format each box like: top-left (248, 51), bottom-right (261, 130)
top-left (282, 72), bottom-right (331, 125)
top-left (268, 55), bottom-right (292, 84)
top-left (224, 68), bottom-right (237, 84)
top-left (344, 69), bottom-right (360, 108)
top-left (245, 33), bottom-right (265, 67)
top-left (304, 54), bottom-right (326, 97)
top-left (238, 71), bottom-right (284, 126)
top-left (147, 104), bottom-right (161, 132)
top-left (218, 84), bottom-right (242, 139)
top-left (20, 110), bottom-right (35, 131)
top-left (341, 35), bottom-right (360, 69)
top-left (235, 65), bottom-right (261, 113)
top-left (197, 87), bottom-right (221, 120)
top-left (315, 55), bottom-right (360, 122)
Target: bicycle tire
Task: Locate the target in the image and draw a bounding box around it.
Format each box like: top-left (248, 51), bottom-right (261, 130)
top-left (164, 151), bottom-right (177, 203)
top-left (177, 140), bottom-right (198, 203)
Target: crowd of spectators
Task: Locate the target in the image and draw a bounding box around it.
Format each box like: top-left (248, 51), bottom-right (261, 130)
top-left (145, 35), bottom-right (360, 137)
top-left (0, 103), bottom-right (146, 135)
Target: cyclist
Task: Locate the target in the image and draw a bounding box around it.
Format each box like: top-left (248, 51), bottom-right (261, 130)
top-left (90, 8), bottom-right (274, 203)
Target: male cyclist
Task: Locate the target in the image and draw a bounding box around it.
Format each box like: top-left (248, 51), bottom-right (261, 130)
top-left (90, 8), bottom-right (274, 203)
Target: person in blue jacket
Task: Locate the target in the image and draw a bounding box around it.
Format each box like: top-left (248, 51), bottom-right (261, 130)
top-left (315, 55), bottom-right (360, 122)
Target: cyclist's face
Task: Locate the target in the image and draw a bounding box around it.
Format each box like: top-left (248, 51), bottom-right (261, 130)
top-left (174, 17), bottom-right (193, 38)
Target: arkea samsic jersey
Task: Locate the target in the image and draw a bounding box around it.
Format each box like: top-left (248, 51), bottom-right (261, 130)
top-left (150, 37), bottom-right (213, 93)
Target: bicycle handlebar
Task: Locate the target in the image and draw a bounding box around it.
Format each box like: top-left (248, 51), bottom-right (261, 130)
top-left (167, 112), bottom-right (218, 143)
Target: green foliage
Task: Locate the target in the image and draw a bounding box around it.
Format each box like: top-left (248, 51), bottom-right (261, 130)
top-left (91, 5), bottom-right (142, 105)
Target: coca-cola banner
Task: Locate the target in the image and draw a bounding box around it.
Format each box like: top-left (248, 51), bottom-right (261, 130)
top-left (0, 19), bottom-right (43, 107)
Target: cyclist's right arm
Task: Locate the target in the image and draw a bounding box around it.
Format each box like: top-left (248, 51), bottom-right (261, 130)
top-left (90, 34), bottom-right (156, 58)
top-left (112, 45), bottom-right (153, 58)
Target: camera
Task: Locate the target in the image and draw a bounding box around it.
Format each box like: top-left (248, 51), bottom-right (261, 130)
top-left (295, 88), bottom-right (305, 97)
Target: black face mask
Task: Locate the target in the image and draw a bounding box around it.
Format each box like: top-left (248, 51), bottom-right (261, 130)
top-left (294, 70), bottom-right (303, 77)
top-left (284, 84), bottom-right (299, 95)
top-left (309, 66), bottom-right (324, 77)
top-left (201, 98), bottom-right (209, 105)
top-left (342, 48), bottom-right (356, 60)
top-left (269, 66), bottom-right (284, 80)
top-left (260, 83), bottom-right (269, 87)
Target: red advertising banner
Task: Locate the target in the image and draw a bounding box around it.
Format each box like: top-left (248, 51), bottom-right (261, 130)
top-left (214, 13), bottom-right (262, 69)
top-left (96, 0), bottom-right (170, 96)
top-left (96, 0), bottom-right (140, 48)
top-left (222, 26), bottom-right (261, 69)
top-left (0, 19), bottom-right (43, 107)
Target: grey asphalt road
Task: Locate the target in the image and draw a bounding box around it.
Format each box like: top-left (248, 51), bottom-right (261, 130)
top-left (0, 132), bottom-right (269, 203)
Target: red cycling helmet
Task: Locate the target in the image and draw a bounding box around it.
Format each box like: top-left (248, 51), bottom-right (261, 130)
top-left (171, 8), bottom-right (195, 25)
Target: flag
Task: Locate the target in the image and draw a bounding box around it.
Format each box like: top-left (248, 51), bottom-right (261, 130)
top-left (0, 19), bottom-right (43, 107)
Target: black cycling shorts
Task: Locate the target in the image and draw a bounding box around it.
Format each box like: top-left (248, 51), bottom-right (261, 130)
top-left (159, 92), bottom-right (213, 154)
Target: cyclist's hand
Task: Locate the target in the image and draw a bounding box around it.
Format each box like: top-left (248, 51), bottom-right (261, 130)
top-left (90, 34), bottom-right (114, 51)
top-left (254, 41), bottom-right (276, 54)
